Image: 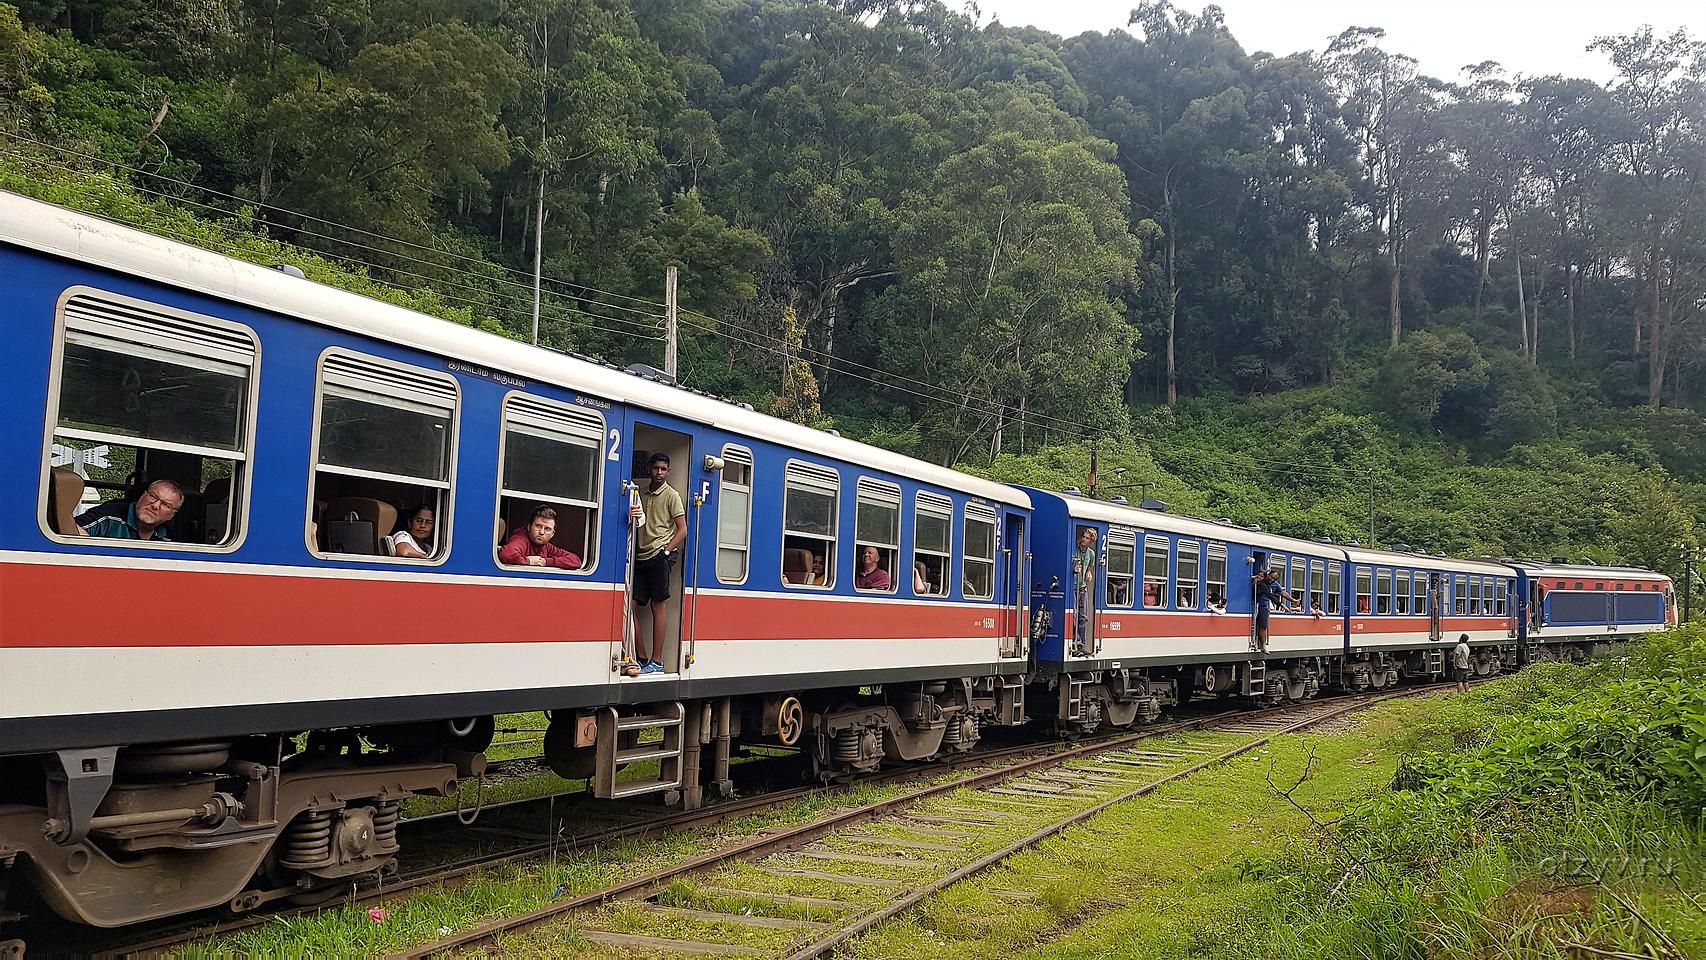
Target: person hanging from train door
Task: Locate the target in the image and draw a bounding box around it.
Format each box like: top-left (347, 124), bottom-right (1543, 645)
top-left (1072, 525), bottom-right (1098, 656)
top-left (629, 452), bottom-right (687, 675)
top-left (1253, 561), bottom-right (1284, 654)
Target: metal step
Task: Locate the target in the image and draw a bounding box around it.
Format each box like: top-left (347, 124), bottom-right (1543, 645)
top-left (593, 701), bottom-right (685, 801)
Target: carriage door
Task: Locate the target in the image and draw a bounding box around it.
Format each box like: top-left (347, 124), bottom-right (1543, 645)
top-left (1428, 574), bottom-right (1443, 643)
top-left (627, 422), bottom-right (695, 676)
top-left (1000, 513), bottom-right (1027, 659)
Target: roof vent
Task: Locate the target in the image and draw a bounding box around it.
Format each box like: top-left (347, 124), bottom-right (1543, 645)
top-left (1346, 539), bottom-right (1361, 546)
top-left (739, 402), bottom-right (755, 411)
top-left (1109, 496), bottom-right (1128, 505)
top-left (1063, 486), bottom-right (1082, 496)
top-left (826, 428), bottom-right (840, 437)
top-left (624, 362), bottom-right (676, 385)
top-left (1246, 523), bottom-right (1261, 532)
top-left (1551, 556), bottom-right (1567, 564)
top-left (1140, 498), bottom-right (1169, 512)
top-left (1394, 543), bottom-right (1413, 552)
top-left (272, 264), bottom-right (306, 279)
top-left (1217, 518), bottom-right (1235, 525)
top-left (1318, 536), bottom-right (1334, 544)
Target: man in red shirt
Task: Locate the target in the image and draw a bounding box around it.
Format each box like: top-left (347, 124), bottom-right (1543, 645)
top-left (499, 506), bottom-right (581, 569)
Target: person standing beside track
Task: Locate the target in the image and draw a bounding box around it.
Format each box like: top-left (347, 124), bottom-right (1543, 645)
top-left (629, 452), bottom-right (687, 676)
top-left (1452, 633), bottom-right (1472, 693)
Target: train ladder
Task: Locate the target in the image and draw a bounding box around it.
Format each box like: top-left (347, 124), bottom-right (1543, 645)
top-left (1426, 649), bottom-right (1445, 676)
top-left (1241, 660), bottom-right (1266, 697)
top-left (592, 702), bottom-right (687, 801)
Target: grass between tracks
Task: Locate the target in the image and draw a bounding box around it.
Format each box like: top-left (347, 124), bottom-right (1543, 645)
top-left (851, 628), bottom-right (1706, 960)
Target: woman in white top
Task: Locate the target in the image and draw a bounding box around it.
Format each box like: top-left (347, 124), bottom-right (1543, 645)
top-left (385, 505), bottom-right (435, 559)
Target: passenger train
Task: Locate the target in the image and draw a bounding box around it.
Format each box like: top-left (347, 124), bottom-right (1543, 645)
top-left (0, 191), bottom-right (1676, 931)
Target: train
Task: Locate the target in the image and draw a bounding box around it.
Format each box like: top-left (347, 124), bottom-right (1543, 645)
top-left (0, 190), bottom-right (1676, 932)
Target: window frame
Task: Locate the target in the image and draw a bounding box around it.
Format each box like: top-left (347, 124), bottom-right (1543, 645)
top-left (1176, 539), bottom-right (1201, 610)
top-left (1309, 560), bottom-right (1325, 613)
top-left (1376, 568), bottom-right (1392, 615)
top-left (1455, 576), bottom-right (1469, 614)
top-left (1289, 557), bottom-right (1306, 613)
top-left (1326, 561), bottom-right (1343, 615)
top-left (1142, 535), bottom-right (1170, 609)
top-left (854, 477), bottom-right (902, 595)
top-left (911, 491), bottom-right (953, 598)
top-left (1355, 566), bottom-right (1373, 615)
top-left (781, 460), bottom-right (840, 591)
top-left (1495, 580), bottom-right (1508, 616)
top-left (714, 445), bottom-right (754, 585)
top-left (40, 286), bottom-right (262, 554)
top-left (1395, 570), bottom-right (1412, 616)
top-left (308, 348), bottom-right (460, 565)
top-left (492, 391), bottom-right (605, 575)
top-left (962, 502), bottom-right (998, 601)
top-left (1469, 576), bottom-right (1482, 616)
top-left (1205, 542), bottom-right (1228, 609)
top-left (1105, 527), bottom-right (1138, 610)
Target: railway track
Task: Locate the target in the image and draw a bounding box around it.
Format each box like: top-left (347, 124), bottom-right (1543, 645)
top-left (386, 688), bottom-right (1425, 959)
top-left (83, 716), bottom-right (1224, 959)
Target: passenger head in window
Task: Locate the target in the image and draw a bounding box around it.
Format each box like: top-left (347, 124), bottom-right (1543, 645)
top-left (75, 479), bottom-right (184, 541)
top-left (913, 561), bottom-right (930, 594)
top-left (499, 505), bottom-right (581, 569)
top-left (386, 505), bottom-right (436, 559)
top-left (809, 553), bottom-right (826, 586)
top-left (855, 545), bottom-right (890, 590)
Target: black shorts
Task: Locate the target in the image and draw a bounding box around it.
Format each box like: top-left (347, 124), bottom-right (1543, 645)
top-left (1451, 665), bottom-right (1470, 683)
top-left (633, 551), bottom-right (672, 605)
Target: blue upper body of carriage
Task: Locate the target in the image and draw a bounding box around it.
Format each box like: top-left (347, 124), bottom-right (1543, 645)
top-left (1, 240), bottom-right (1030, 663)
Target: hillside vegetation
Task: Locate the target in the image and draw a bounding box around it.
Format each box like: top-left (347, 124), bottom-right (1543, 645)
top-left (1, 0), bottom-right (1701, 579)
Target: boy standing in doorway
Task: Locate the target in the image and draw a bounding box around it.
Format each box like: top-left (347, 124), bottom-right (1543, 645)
top-left (629, 452), bottom-right (687, 675)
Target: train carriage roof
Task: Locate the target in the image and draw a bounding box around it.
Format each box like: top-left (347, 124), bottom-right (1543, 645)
top-left (2, 190), bottom-right (1026, 509)
top-left (1049, 492), bottom-right (1338, 556)
top-left (1339, 545), bottom-right (1512, 576)
top-left (1507, 561), bottom-right (1670, 581)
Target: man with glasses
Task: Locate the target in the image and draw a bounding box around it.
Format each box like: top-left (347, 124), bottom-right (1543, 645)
top-left (76, 479), bottom-right (185, 541)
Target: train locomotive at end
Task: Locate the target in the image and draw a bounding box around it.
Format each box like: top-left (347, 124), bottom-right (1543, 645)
top-left (0, 190), bottom-right (1679, 934)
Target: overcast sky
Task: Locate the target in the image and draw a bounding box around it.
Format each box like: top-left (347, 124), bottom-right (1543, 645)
top-left (975, 0), bottom-right (1705, 83)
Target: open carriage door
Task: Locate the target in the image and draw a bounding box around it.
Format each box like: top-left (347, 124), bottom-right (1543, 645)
top-left (1000, 512), bottom-right (1027, 660)
top-left (621, 422), bottom-right (695, 676)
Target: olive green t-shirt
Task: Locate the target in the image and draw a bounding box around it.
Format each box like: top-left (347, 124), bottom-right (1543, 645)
top-left (637, 481), bottom-right (686, 560)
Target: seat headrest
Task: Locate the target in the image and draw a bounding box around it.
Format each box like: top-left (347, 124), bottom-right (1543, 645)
top-left (48, 467), bottom-right (85, 536)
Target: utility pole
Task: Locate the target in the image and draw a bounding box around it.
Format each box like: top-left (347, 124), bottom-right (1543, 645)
top-left (1364, 470), bottom-right (1378, 549)
top-left (530, 17), bottom-right (549, 347)
top-left (664, 264), bottom-right (679, 379)
top-left (1087, 438), bottom-right (1099, 498)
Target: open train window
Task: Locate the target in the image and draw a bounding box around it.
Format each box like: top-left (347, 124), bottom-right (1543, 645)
top-left (1326, 562), bottom-right (1342, 615)
top-left (1355, 567), bottom-right (1372, 614)
top-left (1469, 577), bottom-right (1482, 616)
top-left (1106, 529), bottom-right (1136, 608)
top-left (1496, 581), bottom-right (1508, 615)
top-left (44, 289), bottom-right (258, 550)
top-left (1206, 543), bottom-right (1228, 610)
top-left (493, 393), bottom-right (602, 573)
top-left (716, 446), bottom-right (753, 583)
top-left (963, 503), bottom-right (997, 600)
top-left (854, 478), bottom-right (901, 594)
top-left (1417, 575), bottom-right (1431, 615)
top-left (1289, 557), bottom-right (1306, 611)
top-left (1395, 570), bottom-right (1411, 615)
top-left (782, 462), bottom-right (838, 588)
top-left (1375, 569), bottom-right (1392, 615)
top-left (1309, 560), bottom-right (1325, 614)
top-left (911, 492), bottom-right (952, 597)
top-left (1176, 540), bottom-right (1201, 609)
top-left (1455, 577), bottom-right (1469, 614)
top-left (307, 350), bottom-right (456, 562)
top-left (1143, 536), bottom-right (1170, 609)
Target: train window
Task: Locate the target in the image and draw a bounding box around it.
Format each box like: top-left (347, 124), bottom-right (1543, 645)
top-left (963, 504), bottom-right (997, 600)
top-left (494, 394), bottom-right (602, 572)
top-left (1106, 529), bottom-right (1136, 608)
top-left (1288, 557), bottom-right (1305, 610)
top-left (1268, 553), bottom-right (1287, 586)
top-left (308, 351), bottom-right (457, 561)
top-left (1143, 537), bottom-right (1169, 608)
top-left (1206, 543), bottom-right (1228, 609)
top-left (1595, 581), bottom-right (1605, 591)
top-left (1395, 571), bottom-right (1411, 615)
top-left (1483, 577), bottom-right (1496, 614)
top-left (782, 462), bottom-right (839, 588)
top-left (1574, 581), bottom-right (1584, 589)
top-left (1469, 577), bottom-right (1482, 615)
top-left (1496, 581), bottom-right (1508, 615)
top-left (1417, 575), bottom-right (1431, 615)
top-left (1326, 562), bottom-right (1342, 614)
top-left (912, 493), bottom-right (952, 596)
top-left (1309, 561), bottom-right (1325, 613)
top-left (854, 478), bottom-right (901, 594)
top-left (47, 290), bottom-right (258, 548)
top-left (1454, 576), bottom-right (1468, 614)
top-left (1375, 569), bottom-right (1391, 615)
top-left (1176, 540), bottom-right (1201, 609)
top-left (715, 446), bottom-right (753, 583)
top-left (1355, 567), bottom-right (1372, 614)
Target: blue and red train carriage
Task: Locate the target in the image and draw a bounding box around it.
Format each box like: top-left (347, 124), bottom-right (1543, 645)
top-left (0, 190), bottom-right (1677, 929)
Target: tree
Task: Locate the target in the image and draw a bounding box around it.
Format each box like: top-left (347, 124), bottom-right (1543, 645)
top-left (1611, 470), bottom-right (1699, 585)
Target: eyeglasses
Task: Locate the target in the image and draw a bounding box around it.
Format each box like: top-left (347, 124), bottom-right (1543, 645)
top-left (141, 491), bottom-right (183, 514)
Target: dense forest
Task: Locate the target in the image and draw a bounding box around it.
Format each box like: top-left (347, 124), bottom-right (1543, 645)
top-left (0, 0), bottom-right (1702, 590)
